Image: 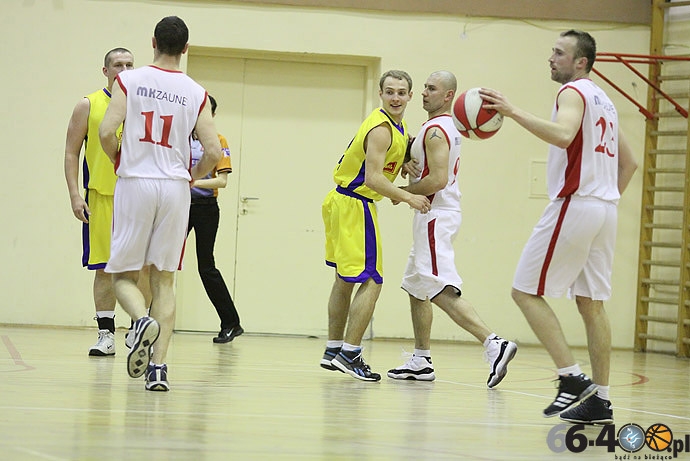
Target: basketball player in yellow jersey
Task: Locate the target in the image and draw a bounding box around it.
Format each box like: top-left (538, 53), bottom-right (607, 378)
top-left (64, 48), bottom-right (150, 357)
top-left (321, 70), bottom-right (431, 381)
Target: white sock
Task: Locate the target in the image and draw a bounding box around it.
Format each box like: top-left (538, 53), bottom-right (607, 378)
top-left (326, 340), bottom-right (343, 349)
top-left (414, 349), bottom-right (431, 358)
top-left (483, 333), bottom-right (499, 347)
top-left (95, 310), bottom-right (115, 318)
top-left (597, 385), bottom-right (610, 401)
top-left (341, 342), bottom-right (360, 352)
top-left (558, 364), bottom-right (583, 376)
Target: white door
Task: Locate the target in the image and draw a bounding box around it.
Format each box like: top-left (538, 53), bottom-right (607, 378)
top-left (178, 54), bottom-right (369, 337)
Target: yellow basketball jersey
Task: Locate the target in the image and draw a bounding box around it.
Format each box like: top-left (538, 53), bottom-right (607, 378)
top-left (84, 89), bottom-right (118, 195)
top-left (333, 108), bottom-right (408, 201)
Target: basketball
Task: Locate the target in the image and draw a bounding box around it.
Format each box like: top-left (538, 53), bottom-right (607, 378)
top-left (452, 87), bottom-right (503, 140)
top-left (645, 423), bottom-right (673, 451)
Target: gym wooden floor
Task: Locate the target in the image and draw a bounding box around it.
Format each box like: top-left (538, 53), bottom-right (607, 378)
top-left (1, 326), bottom-right (688, 460)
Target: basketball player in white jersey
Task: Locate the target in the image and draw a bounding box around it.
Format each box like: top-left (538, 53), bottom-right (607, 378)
top-left (480, 30), bottom-right (638, 424)
top-left (99, 16), bottom-right (222, 391)
top-left (387, 71), bottom-right (517, 387)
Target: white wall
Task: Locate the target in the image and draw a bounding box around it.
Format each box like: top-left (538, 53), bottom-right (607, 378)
top-left (0, 0), bottom-right (651, 348)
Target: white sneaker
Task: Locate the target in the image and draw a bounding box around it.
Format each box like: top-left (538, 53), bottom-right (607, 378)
top-left (88, 330), bottom-right (115, 356)
top-left (124, 328), bottom-right (135, 349)
top-left (485, 337), bottom-right (517, 388)
top-left (387, 353), bottom-right (435, 381)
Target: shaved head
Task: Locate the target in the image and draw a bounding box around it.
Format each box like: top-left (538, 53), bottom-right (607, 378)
top-left (430, 71), bottom-right (457, 93)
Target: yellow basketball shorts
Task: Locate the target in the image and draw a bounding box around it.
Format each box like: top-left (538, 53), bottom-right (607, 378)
top-left (82, 189), bottom-right (113, 270)
top-left (322, 188), bottom-right (383, 284)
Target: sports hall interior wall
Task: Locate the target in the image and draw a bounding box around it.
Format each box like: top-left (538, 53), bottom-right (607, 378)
top-left (0, 0), bottom-right (667, 349)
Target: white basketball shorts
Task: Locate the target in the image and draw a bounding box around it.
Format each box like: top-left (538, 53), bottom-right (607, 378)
top-left (402, 208), bottom-right (463, 300)
top-left (106, 177), bottom-right (191, 273)
top-left (513, 196), bottom-right (617, 301)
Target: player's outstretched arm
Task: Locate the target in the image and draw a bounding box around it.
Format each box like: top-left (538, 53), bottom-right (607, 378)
top-left (479, 87), bottom-right (582, 148)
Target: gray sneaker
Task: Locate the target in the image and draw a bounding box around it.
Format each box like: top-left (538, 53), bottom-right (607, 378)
top-left (126, 317), bottom-right (160, 378)
top-left (145, 363), bottom-right (170, 392)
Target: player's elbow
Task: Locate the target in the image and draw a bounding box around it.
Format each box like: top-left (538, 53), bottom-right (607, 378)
top-left (552, 135), bottom-right (573, 149)
top-left (208, 147), bottom-right (222, 165)
top-left (364, 173), bottom-right (377, 191)
top-left (430, 175), bottom-right (447, 192)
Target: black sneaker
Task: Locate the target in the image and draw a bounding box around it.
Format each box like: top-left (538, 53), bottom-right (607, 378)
top-left (560, 395), bottom-right (613, 425)
top-left (331, 349), bottom-right (381, 382)
top-left (213, 325), bottom-right (244, 343)
top-left (543, 373), bottom-right (598, 417)
top-left (320, 346), bottom-right (342, 372)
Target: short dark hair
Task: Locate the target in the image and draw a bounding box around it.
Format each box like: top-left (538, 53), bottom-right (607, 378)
top-left (561, 29), bottom-right (596, 72)
top-left (154, 16), bottom-right (189, 56)
top-left (104, 47), bottom-right (132, 67)
top-left (208, 95), bottom-right (217, 115)
top-left (379, 70), bottom-right (413, 92)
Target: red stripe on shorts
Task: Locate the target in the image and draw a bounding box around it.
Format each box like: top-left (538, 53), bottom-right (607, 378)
top-left (427, 218), bottom-right (438, 276)
top-left (537, 196), bottom-right (571, 296)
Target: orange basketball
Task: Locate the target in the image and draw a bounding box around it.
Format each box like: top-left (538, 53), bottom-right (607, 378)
top-left (645, 423), bottom-right (673, 451)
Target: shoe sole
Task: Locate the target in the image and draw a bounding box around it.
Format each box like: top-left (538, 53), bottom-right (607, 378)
top-left (332, 357), bottom-right (381, 382)
top-left (145, 382), bottom-right (170, 392)
top-left (127, 319), bottom-right (160, 378)
top-left (88, 349), bottom-right (115, 357)
top-left (387, 371), bottom-right (436, 381)
top-left (543, 383), bottom-right (598, 418)
top-left (320, 360), bottom-right (343, 372)
top-left (559, 414), bottom-right (613, 425)
top-left (487, 342), bottom-right (518, 388)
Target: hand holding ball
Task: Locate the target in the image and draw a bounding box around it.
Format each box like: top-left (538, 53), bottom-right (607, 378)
top-left (452, 87), bottom-right (503, 140)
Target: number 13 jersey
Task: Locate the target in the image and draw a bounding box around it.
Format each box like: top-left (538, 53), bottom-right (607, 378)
top-left (548, 78), bottom-right (620, 202)
top-left (115, 65), bottom-right (207, 180)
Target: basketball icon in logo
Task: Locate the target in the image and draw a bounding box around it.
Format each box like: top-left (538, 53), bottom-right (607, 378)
top-left (645, 423), bottom-right (673, 451)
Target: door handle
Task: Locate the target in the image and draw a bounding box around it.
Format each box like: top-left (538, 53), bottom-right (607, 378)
top-left (240, 196), bottom-right (259, 215)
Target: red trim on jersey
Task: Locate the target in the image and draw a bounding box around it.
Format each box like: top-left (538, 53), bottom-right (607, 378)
top-left (427, 218), bottom-right (438, 276)
top-left (148, 65), bottom-right (183, 74)
top-left (199, 91), bottom-right (208, 116)
top-left (537, 196), bottom-right (571, 296)
top-left (115, 74), bottom-right (127, 95)
top-left (556, 84), bottom-right (586, 197)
